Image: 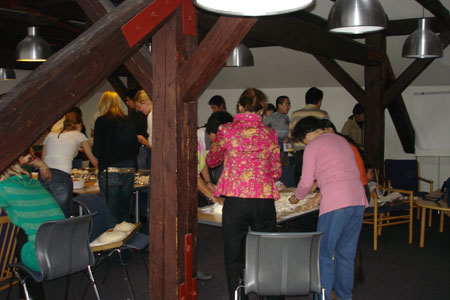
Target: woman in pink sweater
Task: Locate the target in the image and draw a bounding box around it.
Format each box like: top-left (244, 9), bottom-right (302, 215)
top-left (290, 116), bottom-right (367, 300)
top-left (207, 88), bottom-right (281, 300)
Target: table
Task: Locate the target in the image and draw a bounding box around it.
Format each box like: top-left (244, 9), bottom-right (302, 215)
top-left (198, 205), bottom-right (319, 227)
top-left (416, 190), bottom-right (449, 247)
top-left (73, 181), bottom-right (148, 223)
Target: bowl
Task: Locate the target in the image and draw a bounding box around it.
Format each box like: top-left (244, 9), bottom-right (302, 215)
top-left (72, 178), bottom-right (85, 189)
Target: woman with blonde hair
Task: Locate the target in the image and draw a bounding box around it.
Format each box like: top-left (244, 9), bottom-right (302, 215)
top-left (41, 110), bottom-right (97, 217)
top-left (0, 158), bottom-right (65, 299)
top-left (92, 91), bottom-right (139, 225)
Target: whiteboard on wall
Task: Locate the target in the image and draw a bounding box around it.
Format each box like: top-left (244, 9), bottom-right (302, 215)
top-left (413, 91), bottom-right (450, 156)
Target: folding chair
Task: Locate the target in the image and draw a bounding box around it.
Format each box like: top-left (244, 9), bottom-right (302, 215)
top-left (73, 194), bottom-right (148, 300)
top-left (235, 231), bottom-right (324, 300)
top-left (8, 214), bottom-right (100, 300)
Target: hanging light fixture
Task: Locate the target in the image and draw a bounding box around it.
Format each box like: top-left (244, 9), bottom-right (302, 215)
top-left (0, 68), bottom-right (16, 80)
top-left (328, 0), bottom-right (387, 34)
top-left (224, 44), bottom-right (254, 67)
top-left (193, 0), bottom-right (314, 16)
top-left (16, 26), bottom-right (51, 62)
top-left (402, 18), bottom-right (443, 58)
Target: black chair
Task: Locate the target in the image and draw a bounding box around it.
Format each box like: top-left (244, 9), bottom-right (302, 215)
top-left (235, 231), bottom-right (324, 300)
top-left (8, 214), bottom-right (101, 300)
top-left (73, 194), bottom-right (149, 300)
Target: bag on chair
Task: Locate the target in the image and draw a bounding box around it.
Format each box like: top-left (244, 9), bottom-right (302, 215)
top-left (439, 177), bottom-right (450, 206)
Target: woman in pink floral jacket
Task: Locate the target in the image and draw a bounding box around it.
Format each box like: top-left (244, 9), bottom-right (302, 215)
top-left (206, 88), bottom-right (282, 300)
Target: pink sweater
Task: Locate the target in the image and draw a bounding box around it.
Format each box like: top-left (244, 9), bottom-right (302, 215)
top-left (295, 133), bottom-right (368, 216)
top-left (206, 113), bottom-right (281, 200)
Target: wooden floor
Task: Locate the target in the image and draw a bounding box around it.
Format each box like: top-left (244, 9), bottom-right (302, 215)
top-left (1, 210), bottom-right (450, 300)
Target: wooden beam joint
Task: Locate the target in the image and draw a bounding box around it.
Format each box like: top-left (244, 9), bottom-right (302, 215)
top-left (122, 0), bottom-right (196, 48)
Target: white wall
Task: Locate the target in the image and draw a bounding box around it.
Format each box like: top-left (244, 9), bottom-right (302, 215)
top-left (2, 70), bottom-right (449, 188)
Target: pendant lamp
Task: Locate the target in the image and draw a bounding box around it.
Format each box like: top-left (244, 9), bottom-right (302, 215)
top-left (224, 44), bottom-right (254, 67)
top-left (402, 18), bottom-right (443, 59)
top-left (193, 0), bottom-right (314, 16)
top-left (16, 26), bottom-right (51, 62)
top-left (0, 68), bottom-right (16, 80)
top-left (328, 0), bottom-right (387, 34)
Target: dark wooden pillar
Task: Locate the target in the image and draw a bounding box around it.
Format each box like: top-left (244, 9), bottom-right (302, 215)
top-left (364, 33), bottom-right (386, 172)
top-left (150, 8), bottom-right (197, 299)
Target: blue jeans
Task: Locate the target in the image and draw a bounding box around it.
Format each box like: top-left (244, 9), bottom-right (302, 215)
top-left (40, 168), bottom-right (73, 217)
top-left (98, 171), bottom-right (135, 226)
top-left (317, 206), bottom-right (365, 300)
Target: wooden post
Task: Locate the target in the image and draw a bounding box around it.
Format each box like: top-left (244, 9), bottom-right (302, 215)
top-left (364, 33), bottom-right (386, 172)
top-left (150, 8), bottom-right (198, 299)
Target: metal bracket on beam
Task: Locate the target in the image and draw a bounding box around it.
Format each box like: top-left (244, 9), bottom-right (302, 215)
top-left (121, 0), bottom-right (196, 48)
top-left (178, 233), bottom-right (198, 300)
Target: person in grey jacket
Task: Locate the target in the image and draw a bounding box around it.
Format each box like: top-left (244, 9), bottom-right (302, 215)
top-left (263, 95), bottom-right (291, 145)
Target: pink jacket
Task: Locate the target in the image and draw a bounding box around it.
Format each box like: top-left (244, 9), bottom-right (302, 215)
top-left (206, 113), bottom-right (282, 200)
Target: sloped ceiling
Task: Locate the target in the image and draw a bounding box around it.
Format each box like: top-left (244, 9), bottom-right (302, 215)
top-left (0, 0), bottom-right (449, 89)
top-left (207, 0), bottom-right (450, 89)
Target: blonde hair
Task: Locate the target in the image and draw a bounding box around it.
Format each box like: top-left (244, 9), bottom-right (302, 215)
top-left (97, 91), bottom-right (127, 118)
top-left (0, 162), bottom-right (29, 182)
top-left (134, 90), bottom-right (152, 104)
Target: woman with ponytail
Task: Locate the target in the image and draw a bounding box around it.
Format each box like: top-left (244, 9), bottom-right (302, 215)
top-left (41, 109), bottom-right (97, 217)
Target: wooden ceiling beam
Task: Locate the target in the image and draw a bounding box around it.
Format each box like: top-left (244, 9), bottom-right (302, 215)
top-left (314, 55), bottom-right (365, 104)
top-left (247, 16), bottom-right (381, 66)
top-left (0, 0), bottom-right (153, 172)
top-left (179, 16), bottom-right (258, 102)
top-left (77, 0), bottom-right (154, 95)
top-left (384, 57), bottom-right (415, 153)
top-left (386, 17), bottom-right (450, 36)
top-left (416, 0), bottom-right (450, 19)
top-left (383, 30), bottom-right (450, 108)
top-left (197, 11), bottom-right (381, 66)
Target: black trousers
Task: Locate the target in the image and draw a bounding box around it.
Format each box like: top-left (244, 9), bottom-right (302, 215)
top-left (222, 197), bottom-right (283, 300)
top-left (293, 150), bottom-right (304, 186)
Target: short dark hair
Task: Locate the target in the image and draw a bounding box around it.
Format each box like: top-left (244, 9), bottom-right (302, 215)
top-left (205, 111), bottom-right (233, 134)
top-left (208, 95), bottom-right (227, 110)
top-left (275, 95), bottom-right (288, 109)
top-left (318, 118), bottom-right (336, 133)
top-left (292, 116), bottom-right (321, 142)
top-left (305, 87), bottom-right (323, 105)
top-left (125, 89), bottom-right (138, 99)
top-left (266, 103), bottom-right (276, 112)
top-left (353, 103), bottom-right (364, 116)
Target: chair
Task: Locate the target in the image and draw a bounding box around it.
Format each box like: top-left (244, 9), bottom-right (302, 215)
top-left (384, 159), bottom-right (434, 197)
top-left (72, 194), bottom-right (149, 300)
top-left (235, 231), bottom-right (324, 300)
top-left (8, 214), bottom-right (101, 300)
top-left (363, 188), bottom-right (414, 251)
top-left (0, 214), bottom-right (20, 292)
top-left (385, 159), bottom-right (434, 220)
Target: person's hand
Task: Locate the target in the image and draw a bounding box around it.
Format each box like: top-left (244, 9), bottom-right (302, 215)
top-left (38, 164), bottom-right (52, 180)
top-left (306, 193), bottom-right (321, 209)
top-left (206, 182), bottom-right (216, 192)
top-left (137, 135), bottom-right (147, 145)
top-left (289, 195), bottom-right (300, 204)
top-left (211, 196), bottom-right (224, 205)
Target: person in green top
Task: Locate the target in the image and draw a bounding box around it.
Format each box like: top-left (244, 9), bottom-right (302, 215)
top-left (0, 157), bottom-right (65, 299)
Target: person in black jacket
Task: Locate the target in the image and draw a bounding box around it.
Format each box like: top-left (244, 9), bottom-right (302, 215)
top-left (92, 91), bottom-right (139, 226)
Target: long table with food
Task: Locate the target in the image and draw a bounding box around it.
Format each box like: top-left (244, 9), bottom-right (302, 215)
top-left (71, 168), bottom-right (150, 223)
top-left (198, 188), bottom-right (319, 227)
